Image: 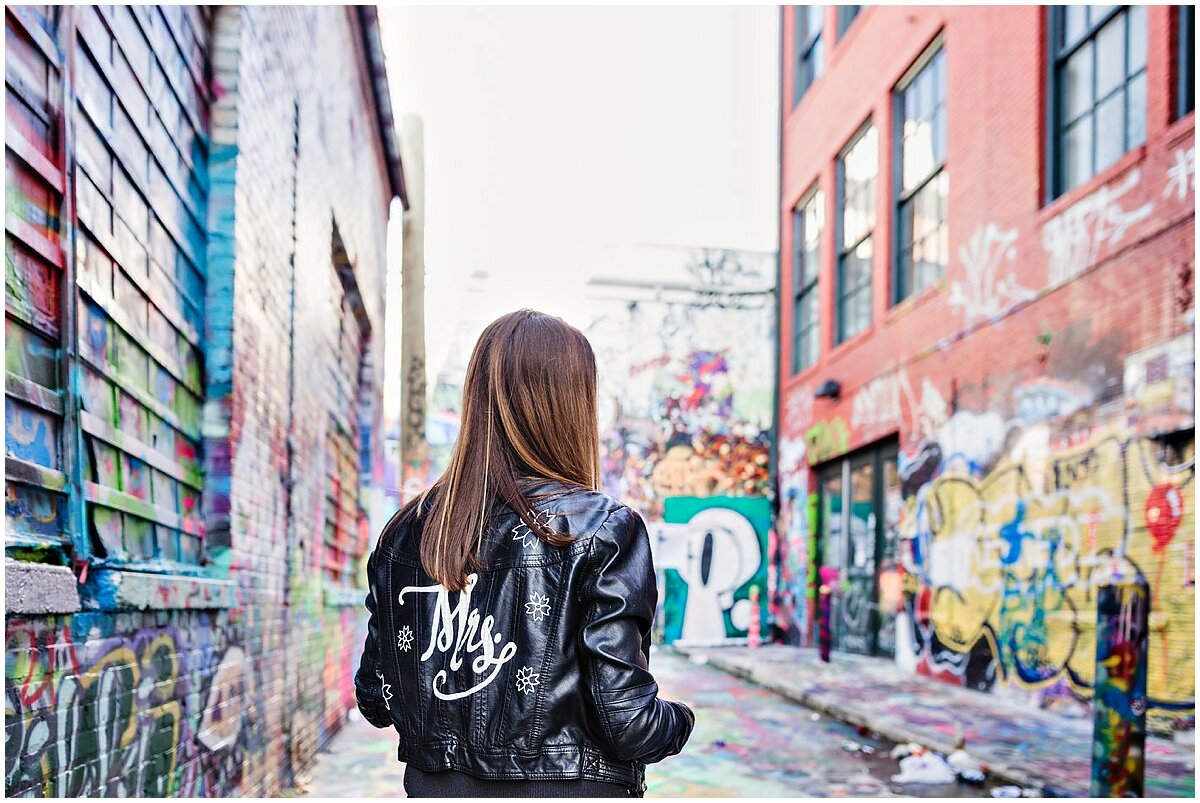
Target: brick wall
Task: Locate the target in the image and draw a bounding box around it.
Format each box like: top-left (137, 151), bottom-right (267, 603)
top-left (6, 6), bottom-right (398, 796)
top-left (774, 5), bottom-right (1194, 730)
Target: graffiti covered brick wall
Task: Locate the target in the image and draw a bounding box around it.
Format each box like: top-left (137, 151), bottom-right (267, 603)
top-left (652, 496), bottom-right (771, 645)
top-left (5, 5), bottom-right (400, 797)
top-left (774, 5), bottom-right (1194, 730)
top-left (6, 612), bottom-right (253, 797)
top-left (591, 247), bottom-right (775, 645)
top-left (204, 6), bottom-right (393, 786)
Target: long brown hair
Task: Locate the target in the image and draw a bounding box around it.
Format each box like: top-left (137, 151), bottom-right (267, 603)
top-left (400, 309), bottom-right (600, 591)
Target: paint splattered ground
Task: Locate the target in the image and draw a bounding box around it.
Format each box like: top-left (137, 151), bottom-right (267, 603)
top-left (300, 649), bottom-right (993, 798)
top-left (678, 645), bottom-right (1196, 798)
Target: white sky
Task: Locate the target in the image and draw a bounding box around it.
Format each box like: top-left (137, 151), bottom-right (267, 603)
top-left (378, 5), bottom-right (780, 407)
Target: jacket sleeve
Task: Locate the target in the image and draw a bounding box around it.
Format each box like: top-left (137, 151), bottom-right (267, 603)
top-left (578, 505), bottom-right (695, 764)
top-left (354, 546), bottom-right (394, 729)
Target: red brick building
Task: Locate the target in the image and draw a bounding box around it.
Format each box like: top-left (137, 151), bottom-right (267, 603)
top-left (772, 5), bottom-right (1194, 729)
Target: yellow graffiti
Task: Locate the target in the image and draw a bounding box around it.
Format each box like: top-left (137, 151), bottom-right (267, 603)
top-left (10, 632), bottom-right (189, 796)
top-left (79, 646), bottom-right (142, 750)
top-left (906, 425), bottom-right (1194, 713)
top-left (806, 418), bottom-right (849, 464)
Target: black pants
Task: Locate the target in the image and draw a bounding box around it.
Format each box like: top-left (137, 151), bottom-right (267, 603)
top-left (403, 765), bottom-right (636, 798)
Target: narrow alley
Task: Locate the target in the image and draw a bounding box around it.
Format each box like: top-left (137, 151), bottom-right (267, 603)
top-left (5, 5), bottom-right (1195, 799)
top-left (300, 649), bottom-right (993, 798)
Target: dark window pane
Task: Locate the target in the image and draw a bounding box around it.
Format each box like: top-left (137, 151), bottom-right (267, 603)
top-left (839, 124), bottom-right (875, 340)
top-left (1053, 6), bottom-right (1146, 196)
top-left (852, 290), bottom-right (871, 338)
top-left (1127, 71), bottom-right (1146, 147)
top-left (1089, 5), bottom-right (1118, 26)
top-left (900, 50), bottom-right (946, 193)
top-left (803, 190), bottom-right (824, 284)
top-left (1182, 6), bottom-right (1195, 117)
top-left (793, 187), bottom-right (823, 373)
top-left (838, 5), bottom-right (861, 36)
top-left (933, 107), bottom-right (947, 165)
top-left (806, 4), bottom-right (824, 40)
top-left (849, 237), bottom-right (873, 286)
top-left (792, 296), bottom-right (805, 371)
top-left (795, 290), bottom-right (820, 371)
top-left (1095, 18), bottom-right (1125, 99)
top-left (841, 125), bottom-right (877, 246)
top-left (897, 49), bottom-right (947, 303)
top-left (839, 243), bottom-right (872, 341)
top-left (899, 171), bottom-right (948, 299)
top-left (934, 44), bottom-right (946, 96)
top-left (897, 249), bottom-right (913, 301)
top-left (1065, 116), bottom-right (1093, 189)
top-left (1129, 4), bottom-right (1147, 72)
top-left (1065, 44), bottom-right (1094, 122)
top-left (796, 5), bottom-right (825, 103)
top-left (1095, 89), bottom-right (1125, 171)
top-left (1065, 5), bottom-right (1088, 45)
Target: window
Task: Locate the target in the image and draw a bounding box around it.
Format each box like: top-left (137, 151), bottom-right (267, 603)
top-left (1050, 5), bottom-right (1147, 196)
top-left (5, 7), bottom-right (230, 610)
top-left (838, 5), bottom-right (861, 38)
top-left (1180, 5), bottom-right (1195, 118)
top-left (795, 5), bottom-right (825, 105)
top-left (895, 47), bottom-right (948, 302)
top-left (792, 187), bottom-right (824, 373)
top-left (837, 124), bottom-right (877, 343)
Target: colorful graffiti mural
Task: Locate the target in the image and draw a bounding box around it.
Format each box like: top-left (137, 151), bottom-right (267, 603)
top-left (593, 247), bottom-right (774, 520)
top-left (599, 359), bottom-right (771, 520)
top-left (650, 496), bottom-right (770, 645)
top-left (897, 425), bottom-right (1194, 723)
top-left (5, 613), bottom-right (254, 797)
top-left (5, 5), bottom-right (399, 798)
top-left (774, 131), bottom-right (1195, 730)
top-left (773, 434), bottom-right (816, 646)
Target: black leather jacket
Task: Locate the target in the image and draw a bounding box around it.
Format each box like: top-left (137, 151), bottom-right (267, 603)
top-left (354, 480), bottom-right (695, 793)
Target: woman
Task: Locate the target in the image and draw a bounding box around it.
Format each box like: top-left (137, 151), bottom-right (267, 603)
top-left (355, 309), bottom-right (695, 798)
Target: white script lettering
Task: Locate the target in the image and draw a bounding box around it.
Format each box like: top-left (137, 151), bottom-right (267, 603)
top-left (398, 573), bottom-right (518, 700)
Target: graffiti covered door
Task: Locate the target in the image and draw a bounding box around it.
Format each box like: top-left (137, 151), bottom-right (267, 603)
top-left (876, 452), bottom-right (902, 657)
top-left (816, 441), bottom-right (899, 657)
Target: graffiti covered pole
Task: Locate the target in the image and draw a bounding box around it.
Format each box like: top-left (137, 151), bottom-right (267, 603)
top-left (398, 114), bottom-right (429, 499)
top-left (817, 584), bottom-right (832, 663)
top-left (748, 585), bottom-right (761, 648)
top-left (1090, 575), bottom-right (1150, 797)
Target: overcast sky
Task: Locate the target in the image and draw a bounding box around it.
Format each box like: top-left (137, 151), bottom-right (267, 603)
top-left (379, 6), bottom-right (779, 403)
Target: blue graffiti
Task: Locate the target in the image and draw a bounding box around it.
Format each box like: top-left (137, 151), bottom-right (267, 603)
top-left (999, 500), bottom-right (1027, 566)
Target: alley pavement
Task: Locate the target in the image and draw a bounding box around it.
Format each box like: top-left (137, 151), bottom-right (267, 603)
top-left (301, 649), bottom-right (994, 798)
top-left (675, 645), bottom-right (1195, 798)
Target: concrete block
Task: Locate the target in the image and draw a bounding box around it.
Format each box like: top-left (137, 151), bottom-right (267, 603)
top-left (5, 560), bottom-right (81, 614)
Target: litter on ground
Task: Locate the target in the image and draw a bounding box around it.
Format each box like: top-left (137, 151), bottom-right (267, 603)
top-left (889, 752), bottom-right (957, 785)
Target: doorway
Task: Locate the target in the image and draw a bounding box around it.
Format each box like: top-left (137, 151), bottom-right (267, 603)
top-left (816, 439), bottom-right (902, 657)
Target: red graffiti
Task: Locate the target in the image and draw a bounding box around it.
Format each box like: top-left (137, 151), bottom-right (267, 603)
top-left (1144, 484), bottom-right (1184, 552)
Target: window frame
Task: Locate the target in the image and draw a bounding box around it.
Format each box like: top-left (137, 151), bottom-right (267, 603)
top-left (1179, 4), bottom-right (1195, 119)
top-left (892, 41), bottom-right (948, 305)
top-left (792, 184), bottom-right (824, 374)
top-left (794, 5), bottom-right (825, 107)
top-left (1047, 5), bottom-right (1149, 199)
top-left (837, 5), bottom-right (861, 39)
top-left (836, 120), bottom-right (877, 345)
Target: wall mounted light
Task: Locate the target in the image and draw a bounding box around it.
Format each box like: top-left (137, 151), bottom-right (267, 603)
top-left (814, 379), bottom-right (841, 401)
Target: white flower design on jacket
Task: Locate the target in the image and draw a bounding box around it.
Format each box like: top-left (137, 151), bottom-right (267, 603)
top-left (377, 670), bottom-right (393, 710)
top-left (512, 510), bottom-right (559, 549)
top-left (524, 592), bottom-right (551, 623)
top-left (515, 666), bottom-right (540, 694)
top-left (397, 626), bottom-right (414, 652)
